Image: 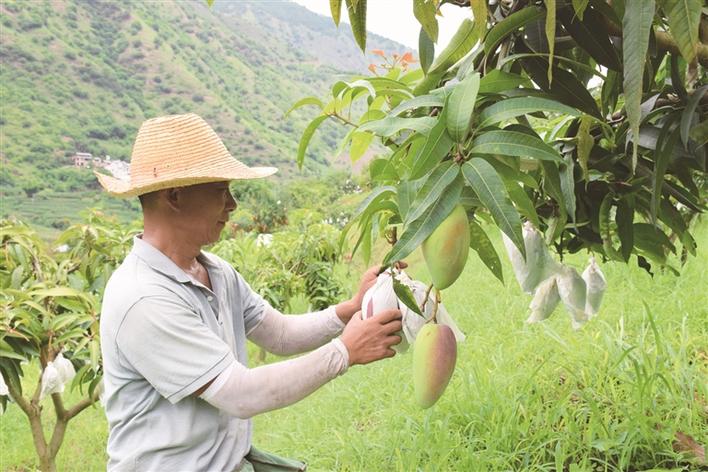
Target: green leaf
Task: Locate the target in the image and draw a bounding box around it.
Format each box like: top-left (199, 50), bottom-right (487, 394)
top-left (469, 219), bottom-right (504, 283)
top-left (358, 116), bottom-right (436, 137)
top-left (418, 27), bottom-right (435, 74)
top-left (616, 196), bottom-right (634, 262)
top-left (478, 96), bottom-right (581, 127)
top-left (599, 192), bottom-right (622, 260)
top-left (206, 0), bottom-right (214, 6)
top-left (410, 116), bottom-right (454, 179)
top-left (517, 42), bottom-right (602, 118)
top-left (651, 126), bottom-right (680, 225)
top-left (485, 6), bottom-right (545, 54)
top-left (557, 5), bottom-right (622, 70)
top-left (680, 84), bottom-right (707, 148)
top-left (544, 0), bottom-right (556, 85)
top-left (330, 0), bottom-right (343, 26)
top-left (540, 161), bottom-right (566, 220)
top-left (559, 153), bottom-right (576, 222)
top-left (572, 0), bottom-right (589, 19)
top-left (428, 19), bottom-right (478, 75)
top-left (446, 72), bottom-right (481, 143)
top-left (689, 119), bottom-right (708, 146)
top-left (285, 97), bottom-right (324, 117)
top-left (297, 115), bottom-right (328, 169)
top-left (576, 115), bottom-right (593, 182)
top-left (623, 0), bottom-right (655, 172)
top-left (350, 131), bottom-right (374, 163)
top-left (346, 0), bottom-right (367, 51)
top-left (390, 94), bottom-right (444, 116)
top-left (634, 223), bottom-right (675, 264)
top-left (470, 0), bottom-right (488, 45)
top-left (392, 277), bottom-right (424, 317)
top-left (659, 0), bottom-right (702, 63)
top-left (382, 178), bottom-right (463, 265)
top-left (462, 158), bottom-right (525, 257)
top-left (414, 0), bottom-right (439, 43)
top-left (479, 70), bottom-right (531, 94)
top-left (406, 161), bottom-right (460, 225)
top-left (498, 170), bottom-right (541, 228)
top-left (470, 130), bottom-right (562, 162)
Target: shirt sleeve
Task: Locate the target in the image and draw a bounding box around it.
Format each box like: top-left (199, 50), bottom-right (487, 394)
top-left (230, 268), bottom-right (266, 334)
top-left (116, 295), bottom-right (235, 404)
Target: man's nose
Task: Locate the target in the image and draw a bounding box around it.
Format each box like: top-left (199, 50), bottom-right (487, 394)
top-left (226, 192), bottom-right (237, 212)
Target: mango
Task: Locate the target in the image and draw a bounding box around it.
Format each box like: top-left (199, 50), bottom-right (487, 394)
top-left (413, 323), bottom-right (457, 408)
top-left (422, 204), bottom-right (470, 290)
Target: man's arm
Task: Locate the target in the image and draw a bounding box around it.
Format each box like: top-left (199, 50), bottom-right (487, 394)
top-left (199, 308), bottom-right (402, 418)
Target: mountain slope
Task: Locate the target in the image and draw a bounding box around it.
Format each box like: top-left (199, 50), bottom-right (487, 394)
top-left (0, 0), bottom-right (407, 205)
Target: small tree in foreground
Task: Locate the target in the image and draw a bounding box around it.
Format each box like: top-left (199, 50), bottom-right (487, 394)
top-left (0, 214), bottom-right (137, 472)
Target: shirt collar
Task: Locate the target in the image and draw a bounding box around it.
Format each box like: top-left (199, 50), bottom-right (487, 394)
top-left (130, 235), bottom-right (219, 285)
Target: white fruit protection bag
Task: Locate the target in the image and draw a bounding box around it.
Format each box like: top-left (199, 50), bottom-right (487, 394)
top-left (582, 256), bottom-right (607, 317)
top-left (502, 222), bottom-right (561, 294)
top-left (361, 270), bottom-right (465, 352)
top-left (39, 352), bottom-right (76, 400)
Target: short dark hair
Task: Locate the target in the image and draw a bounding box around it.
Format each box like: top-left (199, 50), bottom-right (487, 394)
top-left (138, 190), bottom-right (158, 209)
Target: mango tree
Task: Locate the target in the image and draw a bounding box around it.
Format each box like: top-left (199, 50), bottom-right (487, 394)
top-left (291, 0), bottom-right (706, 298)
top-left (0, 214), bottom-right (138, 472)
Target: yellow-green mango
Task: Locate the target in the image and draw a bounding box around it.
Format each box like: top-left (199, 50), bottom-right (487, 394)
top-left (413, 323), bottom-right (457, 408)
top-left (422, 204), bottom-right (470, 289)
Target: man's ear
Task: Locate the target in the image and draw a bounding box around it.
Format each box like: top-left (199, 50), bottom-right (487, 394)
top-left (163, 188), bottom-right (181, 212)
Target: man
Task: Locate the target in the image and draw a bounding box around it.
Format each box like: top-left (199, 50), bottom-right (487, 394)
top-left (96, 113), bottom-right (402, 471)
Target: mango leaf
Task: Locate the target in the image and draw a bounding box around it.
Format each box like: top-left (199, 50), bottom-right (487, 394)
top-left (599, 192), bottom-right (622, 260)
top-left (616, 196), bottom-right (634, 262)
top-left (397, 181), bottom-right (417, 223)
top-left (406, 161), bottom-right (460, 225)
top-left (358, 116), bottom-right (436, 137)
top-left (497, 170), bottom-right (541, 228)
top-left (414, 0), bottom-right (439, 43)
top-left (418, 27), bottom-right (435, 74)
top-left (485, 6), bottom-right (545, 54)
top-left (559, 153), bottom-right (576, 222)
top-left (410, 115), bottom-right (455, 179)
top-left (446, 72), bottom-right (481, 143)
top-left (346, 0), bottom-right (367, 51)
top-left (382, 177), bottom-right (463, 265)
top-left (297, 115), bottom-right (328, 169)
top-left (469, 219), bottom-right (504, 283)
top-left (680, 85), bottom-right (707, 148)
top-left (544, 0), bottom-right (556, 84)
top-left (285, 97), bottom-right (324, 117)
top-left (392, 277), bottom-right (424, 317)
top-left (350, 131), bottom-right (374, 163)
top-left (517, 42), bottom-right (602, 118)
top-left (634, 223), bottom-right (675, 264)
top-left (689, 119), bottom-right (708, 146)
top-left (330, 0), bottom-right (343, 26)
top-left (390, 94), bottom-right (444, 116)
top-left (479, 70), bottom-right (531, 94)
top-left (557, 5), bottom-right (622, 70)
top-left (206, 0), bottom-right (214, 6)
top-left (540, 161), bottom-right (566, 220)
top-left (470, 130), bottom-right (562, 162)
top-left (623, 0), bottom-right (655, 172)
top-left (462, 158), bottom-right (525, 257)
top-left (576, 115), bottom-right (593, 181)
top-left (478, 96), bottom-right (581, 127)
top-left (659, 0), bottom-right (702, 64)
top-left (652, 126), bottom-right (680, 225)
top-left (428, 19), bottom-right (478, 75)
top-left (470, 0), bottom-right (488, 44)
top-left (572, 0), bottom-right (589, 19)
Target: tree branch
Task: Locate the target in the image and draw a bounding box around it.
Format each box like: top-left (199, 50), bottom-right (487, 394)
top-left (6, 378), bottom-right (32, 417)
top-left (65, 389), bottom-right (100, 420)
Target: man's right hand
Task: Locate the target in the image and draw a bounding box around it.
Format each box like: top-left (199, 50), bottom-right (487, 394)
top-left (339, 308), bottom-right (402, 365)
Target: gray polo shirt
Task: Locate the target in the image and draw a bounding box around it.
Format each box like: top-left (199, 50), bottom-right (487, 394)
top-left (100, 236), bottom-right (266, 471)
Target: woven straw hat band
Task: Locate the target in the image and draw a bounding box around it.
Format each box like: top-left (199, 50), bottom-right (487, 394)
top-left (94, 113), bottom-right (277, 197)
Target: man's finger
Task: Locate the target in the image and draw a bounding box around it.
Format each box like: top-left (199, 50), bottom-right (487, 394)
top-left (382, 320), bottom-right (403, 334)
top-left (386, 334), bottom-right (402, 346)
top-left (373, 308), bottom-right (402, 323)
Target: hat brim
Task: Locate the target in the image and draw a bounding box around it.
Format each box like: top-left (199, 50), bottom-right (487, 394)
top-left (95, 166), bottom-right (278, 198)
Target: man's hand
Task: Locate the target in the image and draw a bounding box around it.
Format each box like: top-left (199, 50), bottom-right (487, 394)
top-left (336, 262), bottom-right (408, 323)
top-left (339, 308), bottom-right (402, 365)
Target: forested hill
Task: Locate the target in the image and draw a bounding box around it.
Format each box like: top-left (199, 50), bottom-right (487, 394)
top-left (0, 0), bottom-right (406, 201)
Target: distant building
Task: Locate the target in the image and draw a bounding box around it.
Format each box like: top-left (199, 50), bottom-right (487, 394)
top-left (70, 152), bottom-right (130, 179)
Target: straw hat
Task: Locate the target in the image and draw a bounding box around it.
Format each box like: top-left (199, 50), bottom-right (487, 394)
top-left (95, 113), bottom-right (278, 197)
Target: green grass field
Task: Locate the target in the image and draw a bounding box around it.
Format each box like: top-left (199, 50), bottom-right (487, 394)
top-left (1, 224), bottom-right (706, 471)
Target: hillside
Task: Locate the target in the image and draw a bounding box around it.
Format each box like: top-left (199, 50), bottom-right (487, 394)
top-left (0, 0), bottom-right (408, 231)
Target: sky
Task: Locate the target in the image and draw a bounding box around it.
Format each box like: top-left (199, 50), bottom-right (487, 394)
top-left (291, 0), bottom-right (470, 50)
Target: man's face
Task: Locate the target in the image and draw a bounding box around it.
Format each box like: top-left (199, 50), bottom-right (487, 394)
top-left (175, 181), bottom-right (237, 245)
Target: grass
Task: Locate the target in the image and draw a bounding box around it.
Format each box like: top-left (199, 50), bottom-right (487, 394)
top-left (1, 223), bottom-right (706, 471)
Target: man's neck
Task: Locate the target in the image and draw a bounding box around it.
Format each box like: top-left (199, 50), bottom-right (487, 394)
top-left (142, 225), bottom-right (202, 273)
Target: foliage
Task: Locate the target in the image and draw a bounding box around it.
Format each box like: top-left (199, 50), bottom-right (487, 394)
top-left (0, 212), bottom-right (138, 471)
top-left (296, 0), bottom-right (707, 278)
top-left (211, 212), bottom-right (347, 312)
